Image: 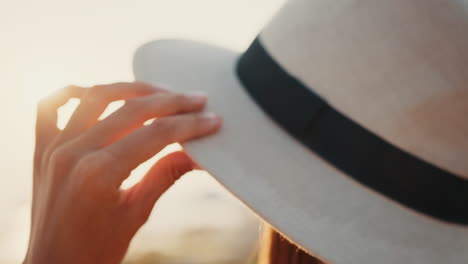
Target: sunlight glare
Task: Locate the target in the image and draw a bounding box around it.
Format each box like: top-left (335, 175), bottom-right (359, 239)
top-left (98, 100), bottom-right (125, 120)
top-left (121, 143), bottom-right (183, 190)
top-left (57, 98), bottom-right (80, 130)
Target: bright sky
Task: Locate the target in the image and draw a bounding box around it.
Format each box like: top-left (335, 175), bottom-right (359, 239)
top-left (0, 0), bottom-right (285, 262)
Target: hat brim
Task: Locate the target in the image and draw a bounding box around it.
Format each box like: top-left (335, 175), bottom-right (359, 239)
top-left (133, 39), bottom-right (468, 264)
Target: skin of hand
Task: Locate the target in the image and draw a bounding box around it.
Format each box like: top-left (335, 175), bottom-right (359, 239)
top-left (23, 82), bottom-right (222, 264)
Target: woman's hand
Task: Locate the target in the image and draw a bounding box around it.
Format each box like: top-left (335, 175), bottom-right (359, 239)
top-left (24, 82), bottom-right (221, 264)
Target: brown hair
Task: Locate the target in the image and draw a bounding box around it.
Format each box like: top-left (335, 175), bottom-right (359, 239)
top-left (258, 226), bottom-right (325, 264)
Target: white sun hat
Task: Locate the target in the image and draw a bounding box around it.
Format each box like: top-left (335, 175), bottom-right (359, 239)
top-left (133, 0), bottom-right (468, 263)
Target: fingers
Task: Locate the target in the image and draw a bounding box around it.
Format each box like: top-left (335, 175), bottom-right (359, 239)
top-left (35, 85), bottom-right (85, 162)
top-left (79, 92), bottom-right (207, 148)
top-left (53, 82), bottom-right (165, 147)
top-left (101, 112), bottom-right (221, 185)
top-left (126, 151), bottom-right (196, 219)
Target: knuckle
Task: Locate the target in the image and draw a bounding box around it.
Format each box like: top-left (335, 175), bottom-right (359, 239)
top-left (124, 98), bottom-right (145, 113)
top-left (152, 117), bottom-right (178, 135)
top-left (85, 149), bottom-right (134, 182)
top-left (72, 152), bottom-right (119, 193)
top-left (154, 94), bottom-right (184, 113)
top-left (88, 85), bottom-right (106, 95)
top-left (174, 93), bottom-right (188, 103)
top-left (48, 146), bottom-right (75, 172)
top-left (74, 152), bottom-right (110, 178)
top-left (49, 146), bottom-right (72, 164)
top-left (82, 85), bottom-right (107, 104)
top-left (173, 94), bottom-right (191, 110)
top-left (186, 113), bottom-right (203, 125)
top-left (155, 93), bottom-right (189, 114)
top-left (187, 114), bottom-right (210, 134)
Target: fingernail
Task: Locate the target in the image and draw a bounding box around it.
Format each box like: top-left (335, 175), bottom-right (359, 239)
top-left (201, 112), bottom-right (221, 127)
top-left (185, 92), bottom-right (207, 104)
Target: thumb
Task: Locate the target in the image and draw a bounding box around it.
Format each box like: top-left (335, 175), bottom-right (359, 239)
top-left (127, 151), bottom-right (197, 219)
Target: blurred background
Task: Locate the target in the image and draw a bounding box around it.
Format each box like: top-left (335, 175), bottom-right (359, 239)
top-left (0, 0), bottom-right (286, 263)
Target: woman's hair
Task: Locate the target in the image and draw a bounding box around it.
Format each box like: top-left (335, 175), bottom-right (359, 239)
top-left (258, 226), bottom-right (325, 264)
